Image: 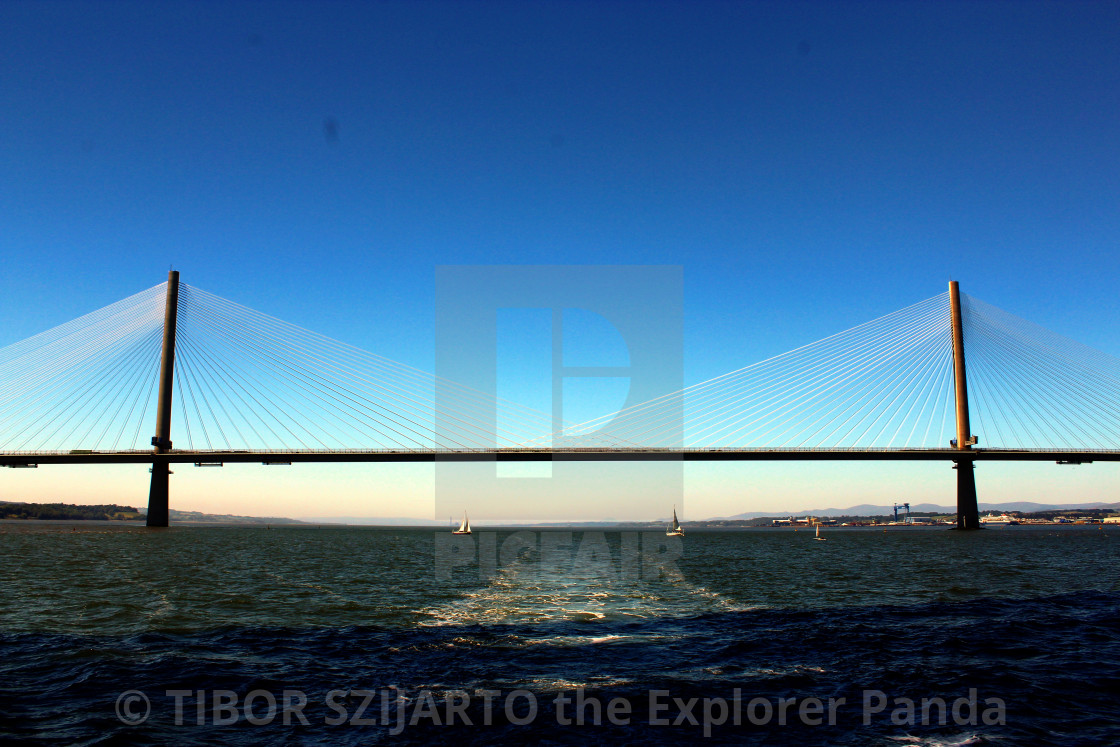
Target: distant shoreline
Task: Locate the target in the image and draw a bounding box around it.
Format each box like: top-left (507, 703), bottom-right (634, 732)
top-left (2, 519), bottom-right (1112, 532)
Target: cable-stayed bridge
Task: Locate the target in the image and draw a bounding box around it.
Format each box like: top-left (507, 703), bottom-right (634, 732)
top-left (3, 272), bottom-right (1119, 527)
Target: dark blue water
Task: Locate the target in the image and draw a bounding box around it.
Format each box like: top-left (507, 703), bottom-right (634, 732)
top-left (2, 524), bottom-right (1118, 744)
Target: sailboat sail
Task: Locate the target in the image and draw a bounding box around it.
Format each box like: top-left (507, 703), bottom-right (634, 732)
top-left (453, 511), bottom-right (471, 534)
top-left (666, 506), bottom-right (683, 536)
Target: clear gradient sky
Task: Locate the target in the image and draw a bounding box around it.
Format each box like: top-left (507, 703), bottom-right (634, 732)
top-left (2, 1), bottom-right (1118, 519)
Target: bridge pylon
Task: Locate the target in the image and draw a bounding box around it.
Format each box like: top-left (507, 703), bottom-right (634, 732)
top-left (949, 280), bottom-right (980, 530)
top-left (146, 270), bottom-right (179, 527)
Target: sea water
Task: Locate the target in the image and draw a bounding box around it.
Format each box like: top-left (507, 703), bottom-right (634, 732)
top-left (1, 523), bottom-right (1118, 744)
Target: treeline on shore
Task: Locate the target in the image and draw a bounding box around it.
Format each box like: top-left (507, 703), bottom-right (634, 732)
top-left (0, 501), bottom-right (143, 521)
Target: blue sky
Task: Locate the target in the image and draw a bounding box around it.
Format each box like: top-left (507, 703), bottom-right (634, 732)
top-left (2, 1), bottom-right (1118, 519)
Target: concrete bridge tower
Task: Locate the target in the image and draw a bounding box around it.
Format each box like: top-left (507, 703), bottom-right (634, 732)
top-left (949, 280), bottom-right (980, 529)
top-left (146, 270), bottom-right (179, 527)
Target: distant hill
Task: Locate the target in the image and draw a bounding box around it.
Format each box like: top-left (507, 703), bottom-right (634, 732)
top-left (0, 500), bottom-right (142, 521)
top-left (0, 501), bottom-right (307, 524)
top-left (722, 501), bottom-right (1120, 520)
top-left (168, 509), bottom-right (305, 525)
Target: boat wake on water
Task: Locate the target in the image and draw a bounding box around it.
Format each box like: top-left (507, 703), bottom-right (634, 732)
top-left (419, 551), bottom-right (758, 627)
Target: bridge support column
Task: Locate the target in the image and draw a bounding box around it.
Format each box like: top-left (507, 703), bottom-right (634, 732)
top-left (148, 459), bottom-right (170, 527)
top-left (949, 280), bottom-right (980, 529)
top-left (954, 459), bottom-right (979, 530)
top-left (147, 270), bottom-right (180, 528)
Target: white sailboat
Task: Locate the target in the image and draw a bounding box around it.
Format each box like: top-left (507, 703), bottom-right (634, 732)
top-left (814, 524), bottom-right (826, 541)
top-left (666, 506), bottom-right (684, 537)
top-left (452, 511), bottom-right (471, 535)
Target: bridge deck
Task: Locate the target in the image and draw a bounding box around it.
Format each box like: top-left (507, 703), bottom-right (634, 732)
top-left (3, 448), bottom-right (1119, 465)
